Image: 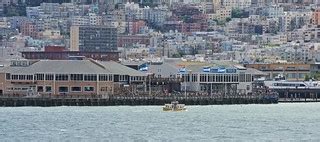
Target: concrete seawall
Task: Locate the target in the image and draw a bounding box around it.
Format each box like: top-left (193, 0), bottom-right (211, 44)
top-left (0, 96), bottom-right (278, 107)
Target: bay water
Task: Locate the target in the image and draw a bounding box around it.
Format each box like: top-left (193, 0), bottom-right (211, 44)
top-left (0, 103), bottom-right (320, 141)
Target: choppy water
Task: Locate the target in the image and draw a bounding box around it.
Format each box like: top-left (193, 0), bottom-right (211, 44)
top-left (0, 103), bottom-right (320, 141)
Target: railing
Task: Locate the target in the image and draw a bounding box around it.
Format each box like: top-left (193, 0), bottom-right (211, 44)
top-left (0, 92), bottom-right (278, 100)
top-left (0, 94), bottom-right (103, 99)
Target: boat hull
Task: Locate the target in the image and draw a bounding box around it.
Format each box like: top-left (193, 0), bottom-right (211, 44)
top-left (163, 107), bottom-right (187, 112)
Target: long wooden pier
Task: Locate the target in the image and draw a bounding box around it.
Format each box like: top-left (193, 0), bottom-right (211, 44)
top-left (0, 96), bottom-right (278, 107)
top-left (279, 98), bottom-right (320, 103)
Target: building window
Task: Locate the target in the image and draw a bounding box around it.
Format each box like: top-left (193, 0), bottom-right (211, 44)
top-left (99, 74), bottom-right (109, 81)
top-left (119, 75), bottom-right (128, 81)
top-left (227, 75), bottom-right (231, 82)
top-left (84, 86), bottom-right (94, 92)
top-left (71, 87), bottom-right (82, 92)
top-left (100, 87), bottom-right (107, 91)
top-left (239, 73), bottom-right (245, 82)
top-left (27, 75), bottom-right (33, 80)
top-left (35, 74), bottom-right (44, 80)
top-left (109, 74), bottom-right (113, 81)
top-left (217, 74), bottom-right (223, 82)
top-left (37, 86), bottom-right (43, 92)
top-left (59, 86), bottom-right (68, 93)
top-left (200, 74), bottom-right (205, 82)
top-left (45, 86), bottom-right (52, 92)
top-left (6, 73), bottom-right (10, 80)
top-left (56, 74), bottom-right (69, 81)
top-left (19, 75), bottom-right (26, 80)
top-left (192, 74), bottom-right (198, 82)
top-left (11, 75), bottom-right (18, 80)
top-left (70, 74), bottom-right (83, 81)
top-left (245, 74), bottom-right (252, 82)
top-left (208, 75), bottom-right (213, 82)
top-left (45, 74), bottom-right (54, 80)
top-left (84, 74), bottom-right (97, 81)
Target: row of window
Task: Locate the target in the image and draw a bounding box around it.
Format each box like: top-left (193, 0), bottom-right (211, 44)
top-left (33, 86), bottom-right (95, 93)
top-left (180, 74), bottom-right (254, 83)
top-left (200, 74), bottom-right (240, 82)
top-left (130, 76), bottom-right (145, 81)
top-left (6, 74), bottom-right (114, 82)
top-left (119, 75), bottom-right (128, 81)
top-left (8, 86), bottom-right (98, 93)
top-left (58, 86), bottom-right (94, 93)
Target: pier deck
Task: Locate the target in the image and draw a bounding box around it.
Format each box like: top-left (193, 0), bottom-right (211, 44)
top-left (0, 96), bottom-right (278, 107)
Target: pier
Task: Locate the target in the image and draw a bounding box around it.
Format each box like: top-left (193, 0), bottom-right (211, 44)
top-left (0, 94), bottom-right (278, 107)
top-left (270, 88), bottom-right (320, 103)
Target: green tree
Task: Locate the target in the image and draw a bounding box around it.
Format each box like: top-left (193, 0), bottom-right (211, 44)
top-left (304, 74), bottom-right (310, 81)
top-left (226, 17), bottom-right (232, 22)
top-left (231, 8), bottom-right (249, 18)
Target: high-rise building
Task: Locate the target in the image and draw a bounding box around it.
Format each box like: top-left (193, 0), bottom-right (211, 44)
top-left (70, 25), bottom-right (118, 52)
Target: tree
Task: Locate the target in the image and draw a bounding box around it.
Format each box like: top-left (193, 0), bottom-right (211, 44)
top-left (304, 74), bottom-right (310, 81)
top-left (226, 17), bottom-right (232, 22)
top-left (172, 53), bottom-right (181, 58)
top-left (231, 8), bottom-right (249, 18)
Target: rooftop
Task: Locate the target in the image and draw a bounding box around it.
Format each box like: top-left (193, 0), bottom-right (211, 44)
top-left (0, 59), bottom-right (146, 76)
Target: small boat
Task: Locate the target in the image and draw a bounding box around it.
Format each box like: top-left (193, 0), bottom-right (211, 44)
top-left (163, 101), bottom-right (187, 111)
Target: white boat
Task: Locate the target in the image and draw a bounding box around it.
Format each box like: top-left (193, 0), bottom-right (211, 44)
top-left (264, 80), bottom-right (320, 89)
top-left (163, 101), bottom-right (187, 111)
top-left (263, 74), bottom-right (320, 90)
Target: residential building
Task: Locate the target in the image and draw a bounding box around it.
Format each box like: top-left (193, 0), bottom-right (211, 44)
top-left (222, 0), bottom-right (252, 9)
top-left (212, 0), bottom-right (221, 12)
top-left (312, 9), bottom-right (320, 26)
top-left (117, 35), bottom-right (151, 47)
top-left (261, 5), bottom-right (284, 18)
top-left (127, 20), bottom-right (146, 35)
top-left (21, 21), bottom-right (38, 39)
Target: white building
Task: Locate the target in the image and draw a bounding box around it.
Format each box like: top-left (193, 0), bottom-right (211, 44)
top-left (222, 0), bottom-right (252, 9)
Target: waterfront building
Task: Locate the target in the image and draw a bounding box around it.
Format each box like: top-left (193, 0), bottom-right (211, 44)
top-left (175, 64), bottom-right (264, 94)
top-left (0, 59), bottom-right (146, 97)
top-left (137, 59), bottom-right (265, 94)
top-left (244, 63), bottom-right (310, 81)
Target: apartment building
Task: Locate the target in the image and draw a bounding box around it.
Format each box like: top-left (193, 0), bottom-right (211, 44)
top-left (222, 0), bottom-right (252, 9)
